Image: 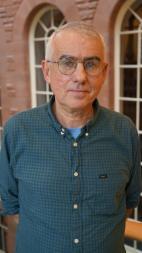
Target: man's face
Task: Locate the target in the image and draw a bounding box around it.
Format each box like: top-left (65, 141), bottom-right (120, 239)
top-left (42, 31), bottom-right (107, 112)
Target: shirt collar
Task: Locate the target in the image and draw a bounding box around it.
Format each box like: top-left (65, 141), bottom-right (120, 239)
top-left (47, 95), bottom-right (101, 135)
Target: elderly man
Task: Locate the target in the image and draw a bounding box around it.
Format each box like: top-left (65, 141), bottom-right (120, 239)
top-left (0, 22), bottom-right (141, 253)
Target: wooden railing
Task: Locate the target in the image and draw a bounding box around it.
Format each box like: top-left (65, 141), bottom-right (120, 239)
top-left (125, 218), bottom-right (142, 241)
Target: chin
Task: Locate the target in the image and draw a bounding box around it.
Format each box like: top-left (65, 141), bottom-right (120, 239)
top-left (67, 102), bottom-right (91, 111)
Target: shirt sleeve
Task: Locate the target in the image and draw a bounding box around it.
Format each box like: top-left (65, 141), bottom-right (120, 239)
top-left (126, 125), bottom-right (142, 209)
top-left (0, 125), bottom-right (19, 215)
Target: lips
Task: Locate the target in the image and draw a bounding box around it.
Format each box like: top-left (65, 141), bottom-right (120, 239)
top-left (68, 89), bottom-right (88, 92)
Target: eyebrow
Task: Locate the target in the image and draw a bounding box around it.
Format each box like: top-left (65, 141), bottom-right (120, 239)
top-left (84, 56), bottom-right (101, 62)
top-left (59, 55), bottom-right (76, 60)
top-left (59, 55), bottom-right (101, 62)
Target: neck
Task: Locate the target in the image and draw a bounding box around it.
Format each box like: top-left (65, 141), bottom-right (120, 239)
top-left (52, 102), bottom-right (94, 128)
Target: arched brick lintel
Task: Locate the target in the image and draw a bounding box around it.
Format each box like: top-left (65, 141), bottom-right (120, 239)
top-left (9, 1), bottom-right (80, 113)
top-left (93, 0), bottom-right (124, 109)
top-left (13, 0), bottom-right (80, 41)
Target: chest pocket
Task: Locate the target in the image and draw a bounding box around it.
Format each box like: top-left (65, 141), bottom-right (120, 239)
top-left (86, 171), bottom-right (129, 216)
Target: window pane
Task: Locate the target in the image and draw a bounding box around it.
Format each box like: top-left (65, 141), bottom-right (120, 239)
top-left (120, 34), bottom-right (138, 65)
top-left (121, 2), bottom-right (142, 31)
top-left (132, 1), bottom-right (142, 19)
top-left (121, 9), bottom-right (140, 31)
top-left (141, 33), bottom-right (142, 64)
top-left (120, 101), bottom-right (136, 124)
top-left (140, 103), bottom-right (142, 130)
top-left (140, 69), bottom-right (142, 98)
top-left (53, 9), bottom-right (64, 26)
top-left (120, 68), bottom-right (137, 97)
top-left (35, 41), bottom-right (45, 65)
top-left (140, 135), bottom-right (142, 164)
top-left (138, 193), bottom-right (142, 221)
top-left (36, 68), bottom-right (46, 91)
top-left (36, 94), bottom-right (47, 106)
top-left (40, 9), bottom-right (53, 28)
top-left (35, 23), bottom-right (45, 38)
top-left (47, 27), bottom-right (56, 37)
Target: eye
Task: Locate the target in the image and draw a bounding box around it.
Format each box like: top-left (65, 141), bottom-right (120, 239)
top-left (59, 57), bottom-right (75, 69)
top-left (85, 58), bottom-right (100, 70)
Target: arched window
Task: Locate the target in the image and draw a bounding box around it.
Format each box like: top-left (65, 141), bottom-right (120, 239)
top-left (115, 0), bottom-right (142, 251)
top-left (29, 5), bottom-right (66, 107)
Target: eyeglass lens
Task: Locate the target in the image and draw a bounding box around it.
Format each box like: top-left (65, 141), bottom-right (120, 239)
top-left (58, 55), bottom-right (102, 75)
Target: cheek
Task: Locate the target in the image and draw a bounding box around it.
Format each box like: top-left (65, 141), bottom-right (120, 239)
top-left (49, 74), bottom-right (70, 96)
top-left (50, 72), bottom-right (71, 90)
top-left (89, 80), bottom-right (104, 98)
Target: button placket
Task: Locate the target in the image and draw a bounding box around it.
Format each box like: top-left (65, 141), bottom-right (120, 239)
top-left (71, 140), bottom-right (81, 251)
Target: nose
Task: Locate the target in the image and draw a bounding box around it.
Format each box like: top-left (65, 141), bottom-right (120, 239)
top-left (72, 62), bottom-right (87, 83)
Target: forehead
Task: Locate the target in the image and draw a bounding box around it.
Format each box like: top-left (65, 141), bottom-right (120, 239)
top-left (52, 30), bottom-right (104, 60)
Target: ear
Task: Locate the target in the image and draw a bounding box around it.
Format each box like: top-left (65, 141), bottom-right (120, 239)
top-left (41, 60), bottom-right (50, 82)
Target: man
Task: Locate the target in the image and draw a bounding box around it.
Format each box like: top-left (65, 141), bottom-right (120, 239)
top-left (0, 22), bottom-right (141, 253)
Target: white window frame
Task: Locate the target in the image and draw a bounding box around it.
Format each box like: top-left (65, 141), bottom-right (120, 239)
top-left (29, 6), bottom-right (65, 108)
top-left (115, 0), bottom-right (142, 251)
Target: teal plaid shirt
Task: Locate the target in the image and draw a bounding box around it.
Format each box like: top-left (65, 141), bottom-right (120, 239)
top-left (0, 97), bottom-right (141, 253)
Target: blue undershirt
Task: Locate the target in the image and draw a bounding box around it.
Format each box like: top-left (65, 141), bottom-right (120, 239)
top-left (67, 127), bottom-right (81, 139)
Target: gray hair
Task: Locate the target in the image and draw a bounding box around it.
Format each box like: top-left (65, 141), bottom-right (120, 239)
top-left (45, 21), bottom-right (106, 60)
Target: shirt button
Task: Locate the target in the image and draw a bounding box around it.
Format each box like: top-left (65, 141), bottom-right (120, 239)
top-left (60, 128), bottom-right (65, 135)
top-left (73, 142), bottom-right (78, 147)
top-left (73, 204), bottom-right (78, 209)
top-left (85, 132), bottom-right (89, 136)
top-left (74, 171), bottom-right (78, 177)
top-left (74, 238), bottom-right (79, 244)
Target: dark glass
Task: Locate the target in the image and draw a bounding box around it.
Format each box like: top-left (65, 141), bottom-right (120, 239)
top-left (141, 34), bottom-right (142, 64)
top-left (35, 23), bottom-right (45, 38)
top-left (120, 34), bottom-right (138, 65)
top-left (121, 10), bottom-right (140, 31)
top-left (36, 68), bottom-right (46, 91)
top-left (40, 9), bottom-right (52, 28)
top-left (47, 28), bottom-right (56, 37)
top-left (35, 41), bottom-right (45, 65)
top-left (121, 2), bottom-right (142, 31)
top-left (120, 101), bottom-right (136, 124)
top-left (120, 68), bottom-right (137, 97)
top-left (140, 135), bottom-right (142, 165)
top-left (52, 8), bottom-right (65, 27)
top-left (36, 94), bottom-right (47, 106)
top-left (131, 1), bottom-right (142, 19)
top-left (140, 103), bottom-right (142, 130)
top-left (140, 69), bottom-right (142, 98)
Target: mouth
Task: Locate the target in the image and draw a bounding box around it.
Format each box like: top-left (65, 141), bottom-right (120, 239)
top-left (67, 89), bottom-right (89, 99)
top-left (68, 89), bottom-right (88, 93)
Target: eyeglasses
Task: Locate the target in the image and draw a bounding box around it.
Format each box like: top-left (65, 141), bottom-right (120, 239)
top-left (46, 55), bottom-right (107, 76)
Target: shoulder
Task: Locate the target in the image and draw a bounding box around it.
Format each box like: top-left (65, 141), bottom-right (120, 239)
top-left (99, 106), bottom-right (138, 138)
top-left (4, 103), bottom-right (49, 134)
top-left (100, 106), bottom-right (135, 127)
